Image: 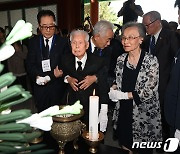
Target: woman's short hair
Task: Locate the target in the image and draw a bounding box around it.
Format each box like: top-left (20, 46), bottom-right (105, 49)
top-left (121, 22), bottom-right (146, 39)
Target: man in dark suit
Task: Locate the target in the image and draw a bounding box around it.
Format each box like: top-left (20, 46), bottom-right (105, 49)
top-left (87, 20), bottom-right (114, 57)
top-left (142, 10), bottom-right (180, 151)
top-left (87, 20), bottom-right (114, 103)
top-left (164, 1), bottom-right (180, 153)
top-left (87, 20), bottom-right (114, 71)
top-left (87, 20), bottom-right (125, 114)
top-left (61, 30), bottom-right (108, 131)
top-left (164, 49), bottom-right (180, 154)
top-left (26, 10), bottom-right (69, 112)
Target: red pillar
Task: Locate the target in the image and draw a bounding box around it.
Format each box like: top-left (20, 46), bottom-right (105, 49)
top-left (90, 0), bottom-right (99, 26)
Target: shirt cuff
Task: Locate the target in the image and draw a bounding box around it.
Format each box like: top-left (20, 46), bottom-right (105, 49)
top-left (100, 104), bottom-right (108, 111)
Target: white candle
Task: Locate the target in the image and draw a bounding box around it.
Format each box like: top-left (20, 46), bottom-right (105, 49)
top-left (89, 89), bottom-right (99, 141)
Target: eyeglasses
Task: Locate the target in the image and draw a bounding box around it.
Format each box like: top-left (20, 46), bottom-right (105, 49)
top-left (144, 19), bottom-right (157, 28)
top-left (121, 36), bottom-right (140, 41)
top-left (40, 25), bottom-right (56, 30)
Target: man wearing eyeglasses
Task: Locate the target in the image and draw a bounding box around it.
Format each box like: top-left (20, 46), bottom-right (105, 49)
top-left (142, 11), bottom-right (180, 153)
top-left (26, 10), bottom-right (70, 113)
top-left (26, 10), bottom-right (70, 151)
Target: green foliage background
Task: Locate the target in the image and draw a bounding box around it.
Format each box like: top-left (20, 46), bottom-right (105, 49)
top-left (84, 1), bottom-right (123, 26)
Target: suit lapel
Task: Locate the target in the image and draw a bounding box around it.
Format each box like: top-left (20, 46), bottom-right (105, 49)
top-left (67, 55), bottom-right (76, 74)
top-left (37, 35), bottom-right (43, 60)
top-left (145, 35), bottom-right (151, 53)
top-left (83, 54), bottom-right (90, 74)
top-left (155, 30), bottom-right (164, 55)
top-left (87, 41), bottom-right (92, 54)
top-left (83, 53), bottom-right (97, 75)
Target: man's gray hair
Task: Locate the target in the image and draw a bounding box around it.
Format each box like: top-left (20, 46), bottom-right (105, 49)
top-left (93, 20), bottom-right (114, 37)
top-left (70, 30), bottom-right (89, 42)
top-left (143, 11), bottom-right (161, 22)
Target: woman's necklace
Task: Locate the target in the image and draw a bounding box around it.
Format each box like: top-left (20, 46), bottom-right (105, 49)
top-left (128, 50), bottom-right (141, 67)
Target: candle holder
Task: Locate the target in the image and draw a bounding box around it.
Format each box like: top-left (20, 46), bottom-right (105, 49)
top-left (82, 130), bottom-right (104, 153)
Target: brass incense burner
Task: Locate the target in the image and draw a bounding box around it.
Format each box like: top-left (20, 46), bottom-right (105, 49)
top-left (50, 106), bottom-right (85, 154)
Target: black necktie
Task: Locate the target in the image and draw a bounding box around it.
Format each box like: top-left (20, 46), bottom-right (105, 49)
top-left (77, 61), bottom-right (82, 72)
top-left (150, 36), bottom-right (156, 55)
top-left (45, 39), bottom-right (49, 59)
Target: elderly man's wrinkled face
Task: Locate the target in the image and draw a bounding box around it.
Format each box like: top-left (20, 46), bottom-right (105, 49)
top-left (94, 29), bottom-right (114, 49)
top-left (71, 34), bottom-right (89, 60)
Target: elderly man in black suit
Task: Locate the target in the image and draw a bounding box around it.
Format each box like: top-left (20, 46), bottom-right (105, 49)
top-left (87, 20), bottom-right (114, 103)
top-left (61, 30), bottom-right (108, 131)
top-left (164, 1), bottom-right (180, 154)
top-left (142, 10), bottom-right (180, 152)
top-left (87, 20), bottom-right (114, 70)
top-left (26, 10), bottom-right (69, 112)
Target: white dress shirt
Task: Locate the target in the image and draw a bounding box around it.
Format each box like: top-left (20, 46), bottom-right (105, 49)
top-left (43, 36), bottom-right (53, 51)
